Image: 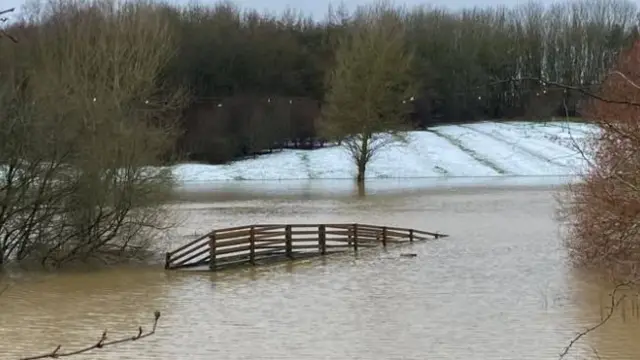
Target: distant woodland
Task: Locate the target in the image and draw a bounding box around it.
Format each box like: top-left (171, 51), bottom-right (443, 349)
top-left (2, 0), bottom-right (638, 164)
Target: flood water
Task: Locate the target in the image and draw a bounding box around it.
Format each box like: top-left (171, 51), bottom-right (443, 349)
top-left (1, 177), bottom-right (639, 360)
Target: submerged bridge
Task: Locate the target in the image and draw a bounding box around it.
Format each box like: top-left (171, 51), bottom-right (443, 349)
top-left (165, 223), bottom-right (448, 271)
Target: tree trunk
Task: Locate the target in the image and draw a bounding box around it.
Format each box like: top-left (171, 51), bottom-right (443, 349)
top-left (356, 181), bottom-right (366, 197)
top-left (356, 160), bottom-right (366, 184)
top-left (356, 134), bottom-right (370, 184)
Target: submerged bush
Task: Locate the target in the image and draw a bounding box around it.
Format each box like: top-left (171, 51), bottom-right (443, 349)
top-left (561, 40), bottom-right (640, 278)
top-left (0, 0), bottom-right (187, 268)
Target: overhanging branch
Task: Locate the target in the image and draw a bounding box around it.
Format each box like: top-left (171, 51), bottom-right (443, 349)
top-left (17, 311), bottom-right (161, 360)
top-left (0, 8), bottom-right (15, 16)
top-left (480, 74), bottom-right (640, 107)
top-left (0, 7), bottom-right (18, 43)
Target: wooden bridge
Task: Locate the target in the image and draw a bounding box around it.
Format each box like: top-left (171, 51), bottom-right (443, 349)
top-left (165, 223), bottom-right (448, 271)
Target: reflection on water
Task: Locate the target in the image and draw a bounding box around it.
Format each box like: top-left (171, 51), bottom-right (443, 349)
top-left (175, 175), bottom-right (578, 200)
top-left (0, 178), bottom-right (637, 359)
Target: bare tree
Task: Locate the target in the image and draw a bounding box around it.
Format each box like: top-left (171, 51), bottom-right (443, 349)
top-left (1, 5), bottom-right (167, 354)
top-left (319, 2), bottom-right (418, 183)
top-left (0, 0), bottom-right (187, 268)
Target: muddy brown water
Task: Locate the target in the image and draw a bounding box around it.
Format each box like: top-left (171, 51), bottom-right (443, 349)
top-left (1, 178), bottom-right (639, 360)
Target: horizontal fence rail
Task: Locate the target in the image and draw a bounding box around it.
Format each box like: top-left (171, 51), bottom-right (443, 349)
top-left (165, 223), bottom-right (447, 271)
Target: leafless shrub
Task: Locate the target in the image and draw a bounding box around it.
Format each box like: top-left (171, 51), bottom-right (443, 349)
top-left (0, 0), bottom-right (188, 268)
top-left (558, 41), bottom-right (640, 280)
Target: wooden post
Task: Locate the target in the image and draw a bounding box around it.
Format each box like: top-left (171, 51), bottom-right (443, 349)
top-left (318, 225), bottom-right (326, 255)
top-left (209, 233), bottom-right (217, 271)
top-left (352, 223), bottom-right (359, 252)
top-left (381, 226), bottom-right (387, 247)
top-left (409, 229), bottom-right (414, 242)
top-left (285, 225), bottom-right (293, 259)
top-left (164, 252), bottom-right (171, 269)
top-left (249, 226), bottom-right (256, 265)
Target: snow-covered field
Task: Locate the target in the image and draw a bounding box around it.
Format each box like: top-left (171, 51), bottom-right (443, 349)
top-left (172, 121), bottom-right (597, 184)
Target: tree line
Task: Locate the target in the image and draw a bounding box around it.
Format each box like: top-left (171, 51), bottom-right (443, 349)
top-left (169, 0), bottom-right (640, 163)
top-left (2, 0), bottom-right (639, 164)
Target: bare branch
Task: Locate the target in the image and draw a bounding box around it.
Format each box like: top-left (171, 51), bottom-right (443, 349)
top-left (0, 7), bottom-right (17, 43)
top-left (589, 345), bottom-right (602, 360)
top-left (484, 74), bottom-right (640, 107)
top-left (0, 8), bottom-right (15, 17)
top-left (559, 282), bottom-right (630, 359)
top-left (17, 311), bottom-right (161, 360)
top-left (0, 30), bottom-right (18, 43)
top-left (610, 71), bottom-right (640, 91)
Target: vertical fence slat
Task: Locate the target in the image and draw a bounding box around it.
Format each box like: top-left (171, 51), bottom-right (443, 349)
top-left (209, 234), bottom-right (217, 271)
top-left (353, 223), bottom-right (359, 252)
top-left (285, 225), bottom-right (293, 258)
top-left (409, 229), bottom-right (414, 242)
top-left (164, 252), bottom-right (171, 269)
top-left (319, 225), bottom-right (326, 255)
top-left (249, 226), bottom-right (256, 265)
top-left (382, 227), bottom-right (387, 247)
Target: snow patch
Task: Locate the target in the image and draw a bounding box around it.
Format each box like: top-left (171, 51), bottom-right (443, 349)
top-left (166, 121), bottom-right (596, 183)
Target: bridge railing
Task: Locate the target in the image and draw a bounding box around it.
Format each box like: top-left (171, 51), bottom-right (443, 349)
top-left (164, 223), bottom-right (445, 270)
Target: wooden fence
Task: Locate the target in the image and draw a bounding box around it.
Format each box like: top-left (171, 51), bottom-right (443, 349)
top-left (165, 223), bottom-right (447, 271)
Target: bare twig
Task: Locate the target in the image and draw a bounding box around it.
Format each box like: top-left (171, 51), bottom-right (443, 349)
top-left (17, 311), bottom-right (161, 360)
top-left (0, 30), bottom-right (18, 43)
top-left (559, 282), bottom-right (630, 359)
top-left (484, 75), bottom-right (640, 107)
top-left (0, 8), bottom-right (15, 17)
top-left (0, 7), bottom-right (18, 43)
top-left (610, 71), bottom-right (640, 91)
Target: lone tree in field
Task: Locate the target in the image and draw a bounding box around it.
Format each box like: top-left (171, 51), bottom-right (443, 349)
top-left (561, 40), bottom-right (640, 278)
top-left (320, 4), bottom-right (417, 183)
